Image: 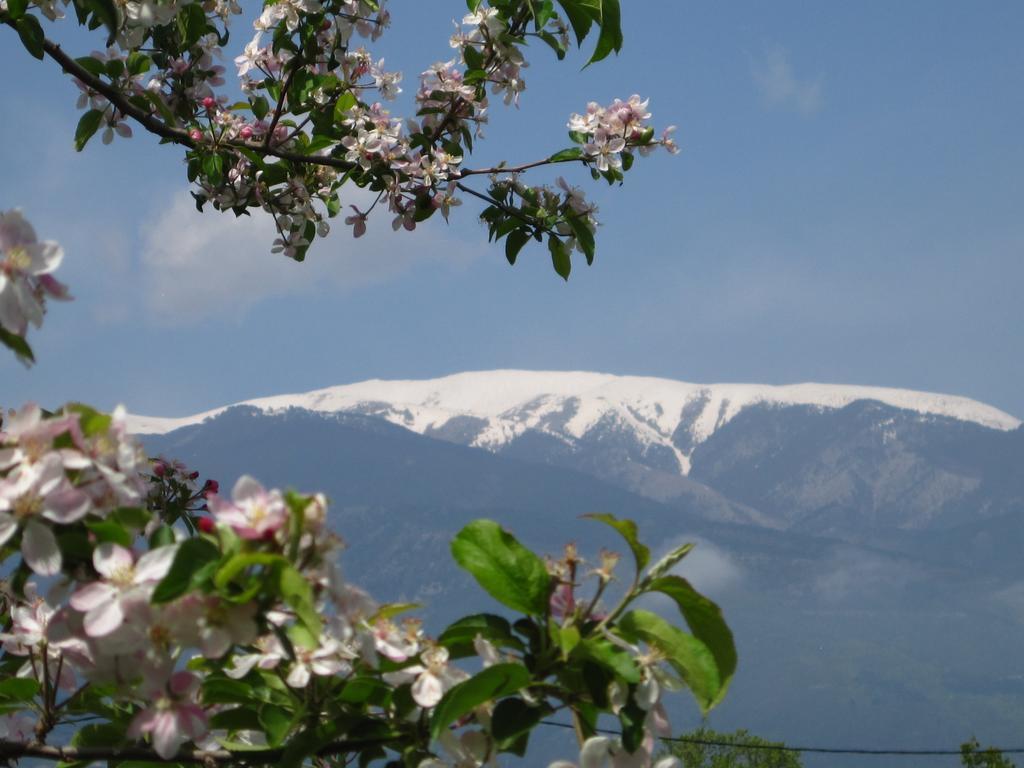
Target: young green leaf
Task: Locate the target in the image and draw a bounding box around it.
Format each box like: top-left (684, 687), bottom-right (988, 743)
top-left (505, 228), bottom-right (531, 265)
top-left (429, 663), bottom-right (531, 740)
top-left (616, 609), bottom-right (721, 714)
top-left (152, 538), bottom-right (221, 603)
top-left (74, 109), bottom-right (105, 152)
top-left (451, 520), bottom-right (551, 615)
top-left (548, 235), bottom-right (571, 280)
top-left (642, 575), bottom-right (736, 702)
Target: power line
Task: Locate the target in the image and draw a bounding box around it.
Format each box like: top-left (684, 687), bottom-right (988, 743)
top-left (539, 720), bottom-right (1024, 757)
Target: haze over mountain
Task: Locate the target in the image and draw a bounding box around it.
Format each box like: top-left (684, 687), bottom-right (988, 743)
top-left (138, 372), bottom-right (1024, 765)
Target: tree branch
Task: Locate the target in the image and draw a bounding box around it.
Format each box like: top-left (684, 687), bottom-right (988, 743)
top-left (0, 734), bottom-right (395, 765)
top-left (264, 56), bottom-right (303, 148)
top-left (457, 155), bottom-right (587, 178)
top-left (3, 22), bottom-right (358, 172)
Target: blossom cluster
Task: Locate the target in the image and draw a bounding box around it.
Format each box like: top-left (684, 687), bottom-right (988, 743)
top-left (569, 95), bottom-right (679, 174)
top-left (10, 0), bottom-right (678, 274)
top-left (0, 210), bottom-right (69, 354)
top-left (0, 400), bottom-right (731, 767)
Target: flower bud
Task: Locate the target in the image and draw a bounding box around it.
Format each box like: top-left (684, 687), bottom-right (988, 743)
top-left (202, 96), bottom-right (217, 111)
top-left (197, 517), bottom-right (216, 533)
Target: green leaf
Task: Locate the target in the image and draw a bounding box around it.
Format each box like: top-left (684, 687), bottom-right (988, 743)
top-left (177, 1), bottom-right (208, 47)
top-left (152, 538), bottom-right (221, 603)
top-left (111, 506), bottom-right (153, 530)
top-left (333, 91), bottom-right (357, 122)
top-left (258, 704), bottom-right (292, 747)
top-left (74, 109), bottom-right (105, 152)
top-left (491, 698), bottom-right (551, 750)
top-left (504, 228), bottom-right (531, 265)
top-left (66, 403), bottom-right (111, 436)
top-left (6, 0), bottom-right (28, 19)
top-left (149, 524), bottom-right (175, 549)
top-left (642, 575), bottom-right (736, 704)
top-left (85, 520), bottom-right (131, 548)
top-left (548, 147), bottom-right (583, 162)
top-left (463, 43), bottom-right (484, 71)
top-left (548, 235), bottom-right (571, 280)
top-left (84, 0), bottom-right (120, 45)
top-left (438, 613), bottom-right (524, 658)
top-left (203, 153), bottom-right (224, 187)
top-left (0, 328), bottom-right (34, 363)
top-left (251, 96), bottom-right (270, 120)
top-left (616, 609), bottom-right (722, 714)
top-left (587, 0), bottom-right (623, 65)
top-left (15, 14), bottom-right (44, 59)
top-left (429, 663), bottom-right (531, 740)
top-left (279, 564), bottom-right (322, 637)
top-left (0, 678), bottom-right (40, 701)
top-left (214, 552), bottom-right (286, 589)
top-left (582, 513), bottom-right (649, 574)
top-left (450, 520), bottom-right (551, 615)
top-left (571, 637), bottom-right (640, 683)
top-left (75, 55), bottom-right (107, 77)
top-left (643, 542), bottom-right (695, 582)
top-left (556, 0), bottom-right (596, 46)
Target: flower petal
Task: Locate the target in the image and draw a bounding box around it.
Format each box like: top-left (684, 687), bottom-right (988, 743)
top-left (134, 544), bottom-right (178, 583)
top-left (93, 542), bottom-right (133, 578)
top-left (22, 520), bottom-right (61, 576)
top-left (83, 595), bottom-right (125, 637)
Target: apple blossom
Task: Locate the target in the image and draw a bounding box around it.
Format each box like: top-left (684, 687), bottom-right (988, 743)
top-left (127, 670), bottom-right (209, 759)
top-left (206, 474), bottom-right (287, 540)
top-left (70, 542), bottom-right (178, 637)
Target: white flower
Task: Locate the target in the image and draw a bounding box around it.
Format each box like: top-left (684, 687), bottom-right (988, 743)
top-left (0, 209), bottom-right (65, 337)
top-left (69, 543), bottom-right (178, 637)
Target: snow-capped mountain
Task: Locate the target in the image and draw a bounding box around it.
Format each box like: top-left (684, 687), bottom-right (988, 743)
top-left (128, 370), bottom-right (1019, 475)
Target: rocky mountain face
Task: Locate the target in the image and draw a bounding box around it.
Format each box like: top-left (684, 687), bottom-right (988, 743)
top-left (136, 373), bottom-right (1024, 763)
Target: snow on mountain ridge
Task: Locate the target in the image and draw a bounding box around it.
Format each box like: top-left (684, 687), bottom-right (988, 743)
top-left (126, 370), bottom-right (1021, 475)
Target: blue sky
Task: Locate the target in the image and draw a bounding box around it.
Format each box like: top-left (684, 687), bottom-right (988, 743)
top-left (2, 1), bottom-right (1022, 419)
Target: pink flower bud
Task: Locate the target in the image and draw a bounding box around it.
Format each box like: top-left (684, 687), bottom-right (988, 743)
top-left (197, 517), bottom-right (215, 534)
top-left (239, 125), bottom-right (253, 140)
top-left (189, 129), bottom-right (204, 142)
top-left (202, 96), bottom-right (216, 110)
top-left (153, 461), bottom-right (166, 477)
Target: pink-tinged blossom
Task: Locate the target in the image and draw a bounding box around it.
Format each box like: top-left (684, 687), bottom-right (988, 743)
top-left (0, 453), bottom-right (91, 576)
top-left (207, 475), bottom-right (287, 540)
top-left (0, 209), bottom-right (66, 338)
top-left (583, 129), bottom-right (626, 173)
top-left (70, 543), bottom-right (178, 637)
top-left (127, 671), bottom-right (208, 759)
top-left (0, 584), bottom-right (77, 690)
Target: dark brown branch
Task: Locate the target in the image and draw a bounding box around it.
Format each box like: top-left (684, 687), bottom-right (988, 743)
top-left (265, 56), bottom-right (303, 148)
top-left (457, 155), bottom-right (587, 177)
top-left (0, 734), bottom-right (395, 765)
top-left (455, 182), bottom-right (552, 234)
top-left (6, 24), bottom-right (357, 172)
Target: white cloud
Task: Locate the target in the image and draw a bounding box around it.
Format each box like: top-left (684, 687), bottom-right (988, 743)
top-left (139, 190), bottom-right (478, 324)
top-left (652, 537), bottom-right (744, 597)
top-left (751, 46), bottom-right (824, 115)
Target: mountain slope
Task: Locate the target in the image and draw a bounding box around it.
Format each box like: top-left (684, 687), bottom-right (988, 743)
top-left (128, 371), bottom-right (1020, 479)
